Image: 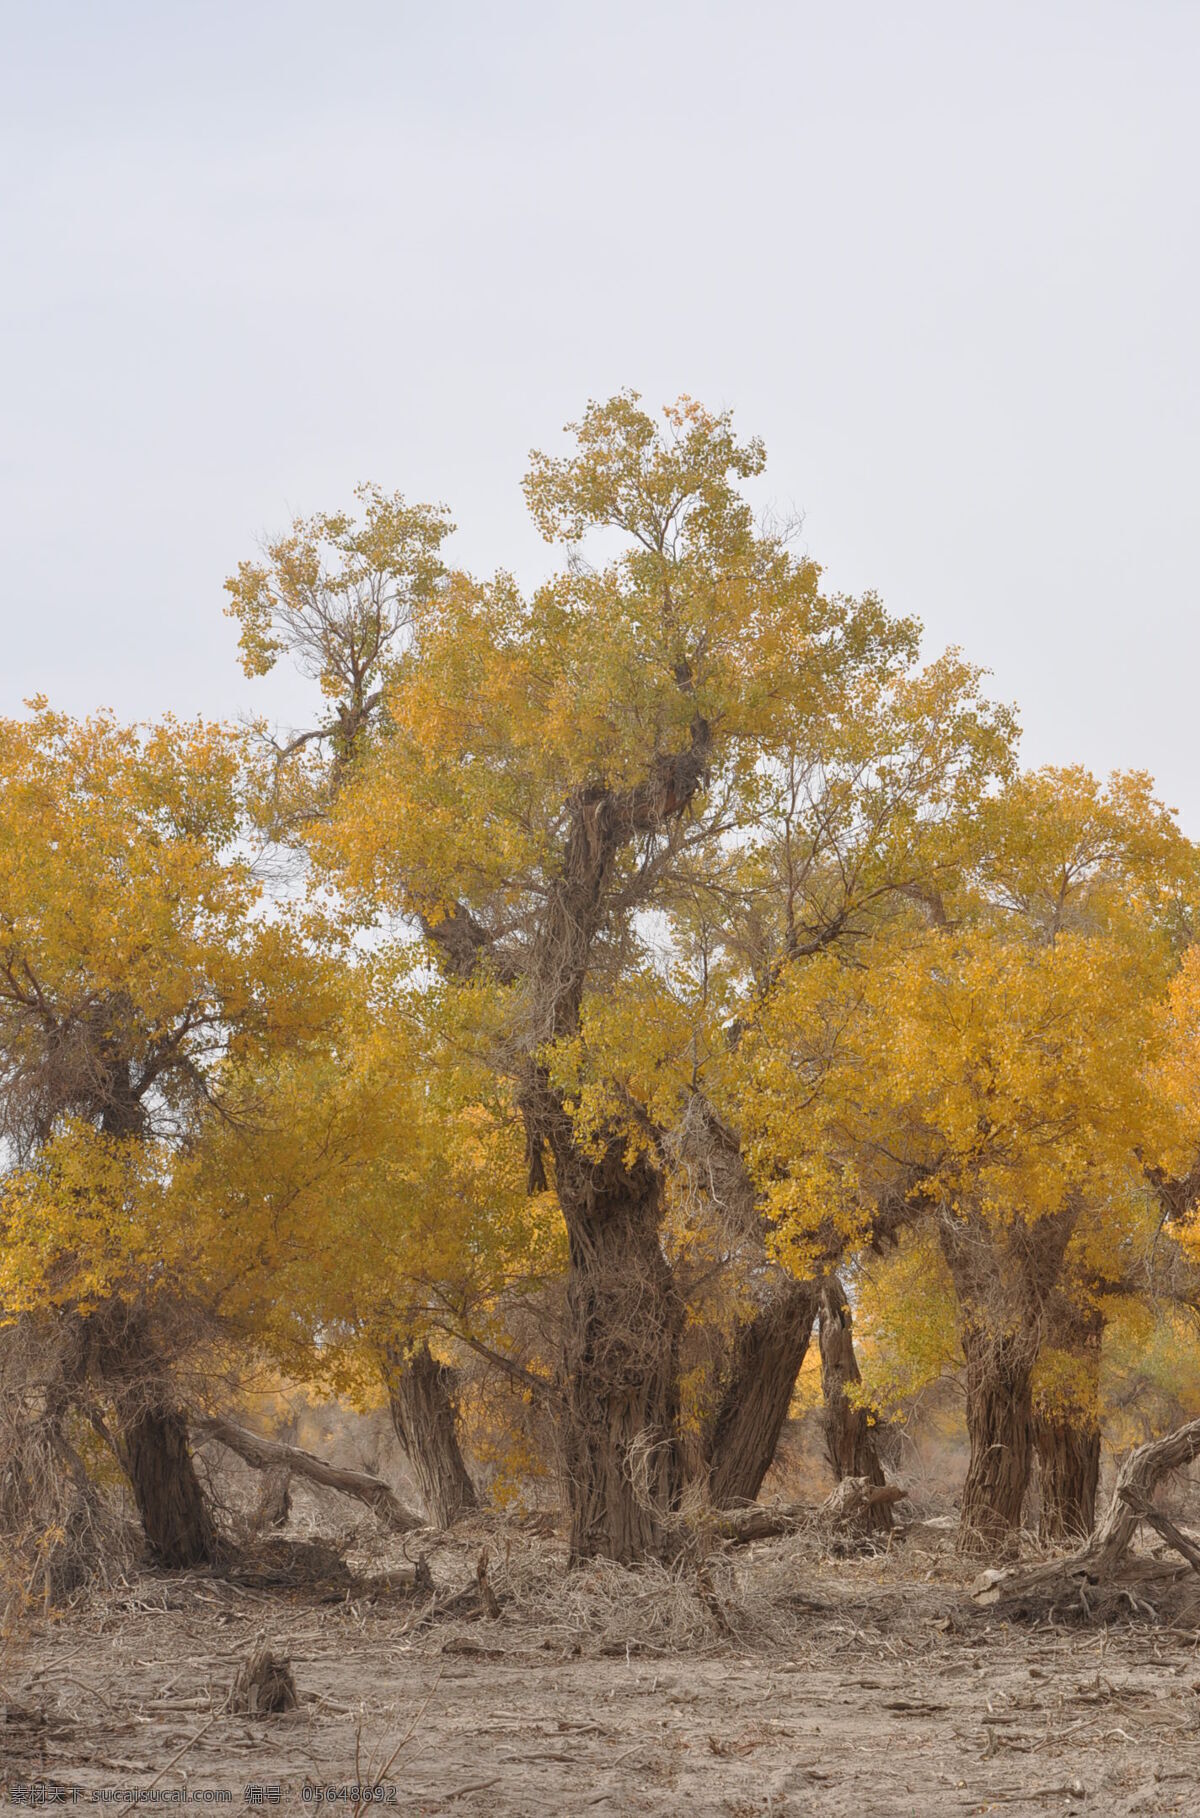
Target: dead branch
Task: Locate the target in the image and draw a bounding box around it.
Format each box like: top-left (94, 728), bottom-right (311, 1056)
top-left (710, 1478), bottom-right (907, 1546)
top-left (196, 1414), bottom-right (423, 1534)
top-left (1119, 1487), bottom-right (1200, 1575)
top-left (972, 1413), bottom-right (1200, 1614)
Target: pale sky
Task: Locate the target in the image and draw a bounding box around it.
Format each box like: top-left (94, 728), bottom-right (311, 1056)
top-left (2, 3), bottom-right (1197, 820)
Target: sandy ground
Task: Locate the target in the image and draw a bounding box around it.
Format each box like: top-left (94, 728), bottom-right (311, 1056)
top-left (6, 1520), bottom-right (1200, 1817)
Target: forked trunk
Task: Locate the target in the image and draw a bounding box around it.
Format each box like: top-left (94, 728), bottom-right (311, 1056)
top-left (959, 1320), bottom-right (1034, 1552)
top-left (1034, 1414), bottom-right (1100, 1544)
top-left (705, 1277), bottom-right (819, 1508)
top-left (818, 1277), bottom-right (891, 1530)
top-left (382, 1337), bottom-right (477, 1529)
top-left (553, 1126), bottom-right (684, 1564)
top-left (939, 1204), bottom-right (1076, 1554)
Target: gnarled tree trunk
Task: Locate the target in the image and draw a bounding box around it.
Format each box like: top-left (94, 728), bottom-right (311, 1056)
top-left (428, 724), bottom-right (711, 1566)
top-left (115, 1397), bottom-right (216, 1568)
top-left (1034, 1297), bottom-right (1103, 1543)
top-left (939, 1203), bottom-right (1077, 1554)
top-left (88, 1303), bottom-right (215, 1570)
top-left (704, 1277), bottom-right (819, 1508)
top-left (551, 1119), bottom-right (684, 1564)
top-left (818, 1276), bottom-right (892, 1530)
top-left (959, 1319), bottom-right (1034, 1552)
top-left (1034, 1415), bottom-right (1100, 1544)
top-left (382, 1338), bottom-right (477, 1529)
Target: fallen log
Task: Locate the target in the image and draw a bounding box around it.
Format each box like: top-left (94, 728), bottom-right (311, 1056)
top-left (713, 1478), bottom-right (907, 1546)
top-left (971, 1413), bottom-right (1200, 1615)
top-left (820, 1476), bottom-right (908, 1528)
top-left (196, 1414), bottom-right (423, 1534)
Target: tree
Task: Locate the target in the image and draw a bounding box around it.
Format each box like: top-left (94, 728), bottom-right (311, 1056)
top-left (188, 955), bottom-right (564, 1527)
top-left (278, 391), bottom-right (1032, 1561)
top-left (225, 485), bottom-right (453, 787)
top-left (739, 767), bottom-right (1193, 1549)
top-left (0, 706), bottom-right (331, 1565)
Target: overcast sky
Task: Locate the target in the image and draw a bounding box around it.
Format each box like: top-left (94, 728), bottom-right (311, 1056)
top-left (2, 3), bottom-right (1197, 820)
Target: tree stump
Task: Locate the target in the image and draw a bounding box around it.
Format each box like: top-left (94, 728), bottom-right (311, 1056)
top-left (228, 1644), bottom-right (298, 1715)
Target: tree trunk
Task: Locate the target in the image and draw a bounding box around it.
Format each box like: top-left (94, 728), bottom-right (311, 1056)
top-left (382, 1338), bottom-right (478, 1529)
top-left (704, 1277), bottom-right (819, 1508)
top-left (551, 1122), bottom-right (684, 1565)
top-left (938, 1205), bottom-right (1077, 1555)
top-left (422, 731), bottom-right (711, 1568)
top-left (818, 1277), bottom-right (892, 1531)
top-left (1034, 1414), bottom-right (1100, 1544)
top-left (115, 1397), bottom-right (216, 1569)
top-left (86, 1303), bottom-right (215, 1570)
top-left (959, 1319), bottom-right (1034, 1552)
top-left (1034, 1296), bottom-right (1103, 1544)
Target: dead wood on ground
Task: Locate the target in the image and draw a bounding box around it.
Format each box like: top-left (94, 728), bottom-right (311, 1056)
top-left (971, 1414), bottom-right (1200, 1620)
top-left (196, 1414), bottom-right (423, 1534)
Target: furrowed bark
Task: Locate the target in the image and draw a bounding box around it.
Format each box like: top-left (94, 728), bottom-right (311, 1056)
top-left (116, 1399), bottom-right (216, 1568)
top-left (197, 1414), bottom-right (423, 1532)
top-left (550, 1116), bottom-right (685, 1564)
top-left (940, 1204), bottom-right (1076, 1553)
top-left (1034, 1416), bottom-right (1100, 1545)
top-left (958, 1319), bottom-right (1035, 1552)
top-left (86, 1303), bottom-right (215, 1570)
top-left (382, 1337), bottom-right (477, 1529)
top-left (818, 1276), bottom-right (892, 1530)
top-left (1033, 1295), bottom-right (1103, 1543)
top-left (705, 1277), bottom-right (819, 1508)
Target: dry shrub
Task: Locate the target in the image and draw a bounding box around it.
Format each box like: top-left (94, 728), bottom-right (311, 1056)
top-left (0, 1318), bottom-right (138, 1626)
top-left (402, 1513), bottom-right (842, 1657)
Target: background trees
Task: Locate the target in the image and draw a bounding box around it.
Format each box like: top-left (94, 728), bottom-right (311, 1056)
top-left (738, 767), bottom-right (1197, 1547)
top-left (0, 706), bottom-right (334, 1565)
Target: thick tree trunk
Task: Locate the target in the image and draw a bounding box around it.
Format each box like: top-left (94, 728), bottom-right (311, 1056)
top-left (959, 1320), bottom-right (1035, 1552)
top-left (938, 1204), bottom-right (1077, 1554)
top-left (115, 1397), bottom-right (216, 1569)
top-left (1034, 1297), bottom-right (1103, 1544)
top-left (818, 1277), bottom-right (892, 1531)
top-left (551, 1124), bottom-right (684, 1564)
top-left (1034, 1414), bottom-right (1100, 1544)
top-left (705, 1277), bottom-right (819, 1508)
top-left (86, 1303), bottom-right (215, 1570)
top-left (382, 1338), bottom-right (478, 1529)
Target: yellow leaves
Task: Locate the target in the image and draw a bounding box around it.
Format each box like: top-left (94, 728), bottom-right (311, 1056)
top-left (543, 971), bottom-right (706, 1161)
top-left (0, 1124), bottom-right (199, 1313)
top-left (186, 956), bottom-right (566, 1391)
top-left (1146, 943), bottom-right (1200, 1186)
top-left (971, 764), bottom-right (1197, 952)
top-left (522, 390), bottom-right (765, 555)
top-left (0, 704), bottom-right (344, 1321)
top-left (851, 1232), bottom-right (960, 1415)
top-left (740, 919), bottom-right (1161, 1271)
top-left (223, 484), bottom-right (453, 690)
